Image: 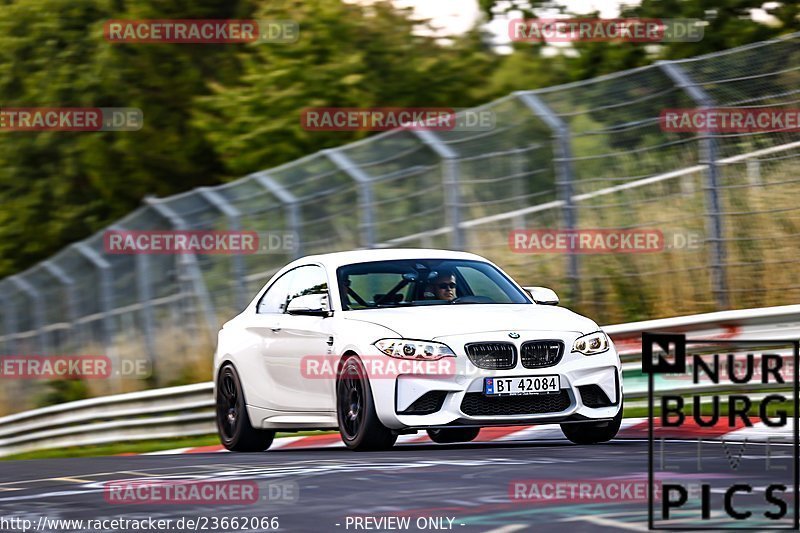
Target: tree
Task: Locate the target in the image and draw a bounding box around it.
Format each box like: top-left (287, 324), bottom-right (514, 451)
top-left (195, 0), bottom-right (495, 177)
top-left (0, 0), bottom-right (254, 276)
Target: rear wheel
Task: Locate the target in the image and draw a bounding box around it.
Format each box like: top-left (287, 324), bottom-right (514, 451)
top-left (427, 427), bottom-right (481, 444)
top-left (336, 356), bottom-right (397, 451)
top-left (560, 406), bottom-right (622, 445)
top-left (216, 364), bottom-right (275, 452)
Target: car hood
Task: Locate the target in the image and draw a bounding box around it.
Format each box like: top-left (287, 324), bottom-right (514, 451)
top-left (343, 304), bottom-right (598, 340)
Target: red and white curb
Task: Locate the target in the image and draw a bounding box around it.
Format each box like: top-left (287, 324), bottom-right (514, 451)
top-left (143, 418), bottom-right (794, 455)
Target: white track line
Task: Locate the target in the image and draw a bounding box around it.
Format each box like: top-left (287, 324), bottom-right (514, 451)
top-left (142, 447), bottom-right (192, 456)
top-left (481, 524), bottom-right (529, 533)
top-left (723, 420), bottom-right (795, 442)
top-left (561, 514), bottom-right (649, 531)
top-left (495, 425), bottom-right (565, 441)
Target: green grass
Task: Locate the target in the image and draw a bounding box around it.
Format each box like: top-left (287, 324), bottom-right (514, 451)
top-left (1, 431), bottom-right (337, 461)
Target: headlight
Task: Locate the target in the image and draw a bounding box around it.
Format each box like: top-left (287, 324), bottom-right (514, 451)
top-left (572, 331), bottom-right (609, 355)
top-left (374, 339), bottom-right (456, 360)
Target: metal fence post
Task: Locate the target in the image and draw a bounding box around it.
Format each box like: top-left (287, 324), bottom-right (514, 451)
top-left (109, 220), bottom-right (159, 374)
top-left (196, 187), bottom-right (248, 310)
top-left (9, 275), bottom-right (49, 354)
top-left (42, 260), bottom-right (79, 349)
top-left (74, 242), bottom-right (115, 353)
top-left (134, 252), bottom-right (157, 375)
top-left (510, 146), bottom-right (531, 229)
top-left (251, 172), bottom-right (303, 259)
top-left (515, 91), bottom-right (579, 301)
top-left (412, 130), bottom-right (464, 250)
top-left (144, 197), bottom-right (219, 341)
top-left (324, 148), bottom-right (376, 248)
top-left (658, 61), bottom-right (729, 309)
top-left (0, 281), bottom-right (18, 354)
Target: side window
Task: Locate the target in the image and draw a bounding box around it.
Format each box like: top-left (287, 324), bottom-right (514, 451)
top-left (286, 265), bottom-right (328, 305)
top-left (257, 270), bottom-right (295, 314)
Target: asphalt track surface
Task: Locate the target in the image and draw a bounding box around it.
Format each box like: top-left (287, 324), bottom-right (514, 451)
top-left (0, 436), bottom-right (796, 533)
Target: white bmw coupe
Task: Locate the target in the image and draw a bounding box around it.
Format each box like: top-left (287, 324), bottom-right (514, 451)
top-left (214, 249), bottom-right (622, 451)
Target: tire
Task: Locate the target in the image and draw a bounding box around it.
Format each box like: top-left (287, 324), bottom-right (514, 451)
top-left (336, 355), bottom-right (397, 451)
top-left (560, 405), bottom-right (623, 445)
top-left (427, 427), bottom-right (481, 444)
top-left (216, 364), bottom-right (275, 452)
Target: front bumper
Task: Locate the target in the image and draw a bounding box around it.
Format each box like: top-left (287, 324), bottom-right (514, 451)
top-left (366, 330), bottom-right (622, 430)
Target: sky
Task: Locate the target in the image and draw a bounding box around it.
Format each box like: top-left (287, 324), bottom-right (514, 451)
top-left (393, 0), bottom-right (628, 39)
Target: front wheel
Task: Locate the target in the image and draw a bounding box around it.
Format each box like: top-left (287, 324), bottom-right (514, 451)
top-left (427, 427), bottom-right (481, 444)
top-left (336, 356), bottom-right (397, 451)
top-left (560, 406), bottom-right (622, 445)
top-left (216, 364), bottom-right (275, 452)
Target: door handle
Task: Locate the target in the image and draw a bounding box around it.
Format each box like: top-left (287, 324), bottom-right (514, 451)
top-left (271, 327), bottom-right (282, 332)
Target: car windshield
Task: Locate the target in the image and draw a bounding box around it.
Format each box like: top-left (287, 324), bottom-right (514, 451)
top-left (337, 259), bottom-right (530, 310)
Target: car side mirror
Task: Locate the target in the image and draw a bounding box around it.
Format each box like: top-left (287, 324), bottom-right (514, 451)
top-left (523, 286), bottom-right (559, 306)
top-left (287, 293), bottom-right (332, 317)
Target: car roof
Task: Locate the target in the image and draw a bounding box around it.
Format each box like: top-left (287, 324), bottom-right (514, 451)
top-left (288, 248), bottom-right (488, 269)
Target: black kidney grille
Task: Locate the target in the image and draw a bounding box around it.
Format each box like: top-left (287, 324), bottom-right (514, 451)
top-left (465, 342), bottom-right (517, 370)
top-left (521, 341), bottom-right (564, 368)
top-left (398, 391), bottom-right (448, 415)
top-left (460, 390), bottom-right (571, 416)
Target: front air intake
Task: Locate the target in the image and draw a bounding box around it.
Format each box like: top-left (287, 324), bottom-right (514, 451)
top-left (460, 390), bottom-right (571, 416)
top-left (578, 385), bottom-right (614, 408)
top-left (398, 391), bottom-right (448, 415)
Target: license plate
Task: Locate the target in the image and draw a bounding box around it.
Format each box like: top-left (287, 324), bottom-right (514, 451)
top-left (484, 375), bottom-right (560, 396)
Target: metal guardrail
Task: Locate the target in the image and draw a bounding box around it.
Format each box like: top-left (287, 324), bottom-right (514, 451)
top-left (0, 383), bottom-right (215, 457)
top-left (1, 304), bottom-right (797, 457)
